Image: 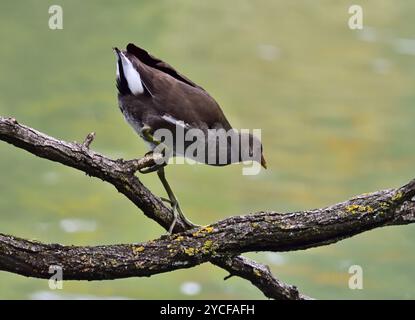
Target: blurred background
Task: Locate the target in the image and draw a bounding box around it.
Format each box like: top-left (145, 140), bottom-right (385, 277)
top-left (0, 0), bottom-right (414, 299)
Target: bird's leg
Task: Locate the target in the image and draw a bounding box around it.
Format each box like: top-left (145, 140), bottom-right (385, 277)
top-left (138, 126), bottom-right (194, 231)
top-left (138, 126), bottom-right (168, 174)
top-left (141, 125), bottom-right (159, 146)
top-left (157, 167), bottom-right (195, 233)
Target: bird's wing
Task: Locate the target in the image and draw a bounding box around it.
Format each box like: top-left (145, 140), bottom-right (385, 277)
top-left (126, 43), bottom-right (206, 92)
top-left (125, 43), bottom-right (233, 132)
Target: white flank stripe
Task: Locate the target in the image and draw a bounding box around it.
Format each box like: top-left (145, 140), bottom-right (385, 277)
top-left (162, 114), bottom-right (190, 129)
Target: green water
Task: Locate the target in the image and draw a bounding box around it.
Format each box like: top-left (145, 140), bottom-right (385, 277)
top-left (0, 0), bottom-right (414, 299)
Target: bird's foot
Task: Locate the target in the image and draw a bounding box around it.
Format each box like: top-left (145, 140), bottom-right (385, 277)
top-left (167, 198), bottom-right (196, 233)
top-left (138, 150), bottom-right (167, 174)
top-left (160, 197), bottom-right (173, 205)
top-left (161, 196), bottom-right (191, 233)
top-left (138, 162), bottom-right (166, 174)
top-left (144, 150), bottom-right (154, 157)
top-left (168, 200), bottom-right (179, 234)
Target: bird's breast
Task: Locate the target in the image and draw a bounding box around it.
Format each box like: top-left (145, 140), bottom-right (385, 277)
top-left (118, 96), bottom-right (147, 138)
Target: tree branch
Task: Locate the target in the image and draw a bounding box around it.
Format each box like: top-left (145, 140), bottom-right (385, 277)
top-left (0, 116), bottom-right (308, 300)
top-left (2, 117), bottom-right (413, 299)
top-left (0, 178), bottom-right (413, 292)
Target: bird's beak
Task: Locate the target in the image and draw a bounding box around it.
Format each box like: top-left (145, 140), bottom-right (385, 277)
top-left (261, 154), bottom-right (267, 169)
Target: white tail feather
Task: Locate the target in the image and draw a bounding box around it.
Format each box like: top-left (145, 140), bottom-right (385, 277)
top-left (119, 52), bottom-right (144, 95)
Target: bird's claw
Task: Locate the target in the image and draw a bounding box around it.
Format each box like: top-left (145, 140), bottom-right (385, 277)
top-left (138, 151), bottom-right (167, 174)
top-left (144, 150), bottom-right (154, 157)
top-left (160, 197), bottom-right (173, 205)
top-left (138, 163), bottom-right (165, 174)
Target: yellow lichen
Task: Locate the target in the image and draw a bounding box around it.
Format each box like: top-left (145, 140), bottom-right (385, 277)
top-left (364, 206), bottom-right (375, 213)
top-left (346, 204), bottom-right (374, 214)
top-left (110, 259), bottom-right (119, 266)
top-left (380, 202), bottom-right (389, 209)
top-left (253, 269), bottom-right (261, 277)
top-left (391, 191), bottom-right (403, 202)
top-left (202, 240), bottom-right (214, 253)
top-left (184, 247), bottom-right (196, 256)
top-left (174, 236), bottom-right (184, 242)
top-left (192, 225), bottom-right (214, 237)
top-left (346, 205), bottom-right (360, 213)
top-left (132, 246), bottom-right (145, 254)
